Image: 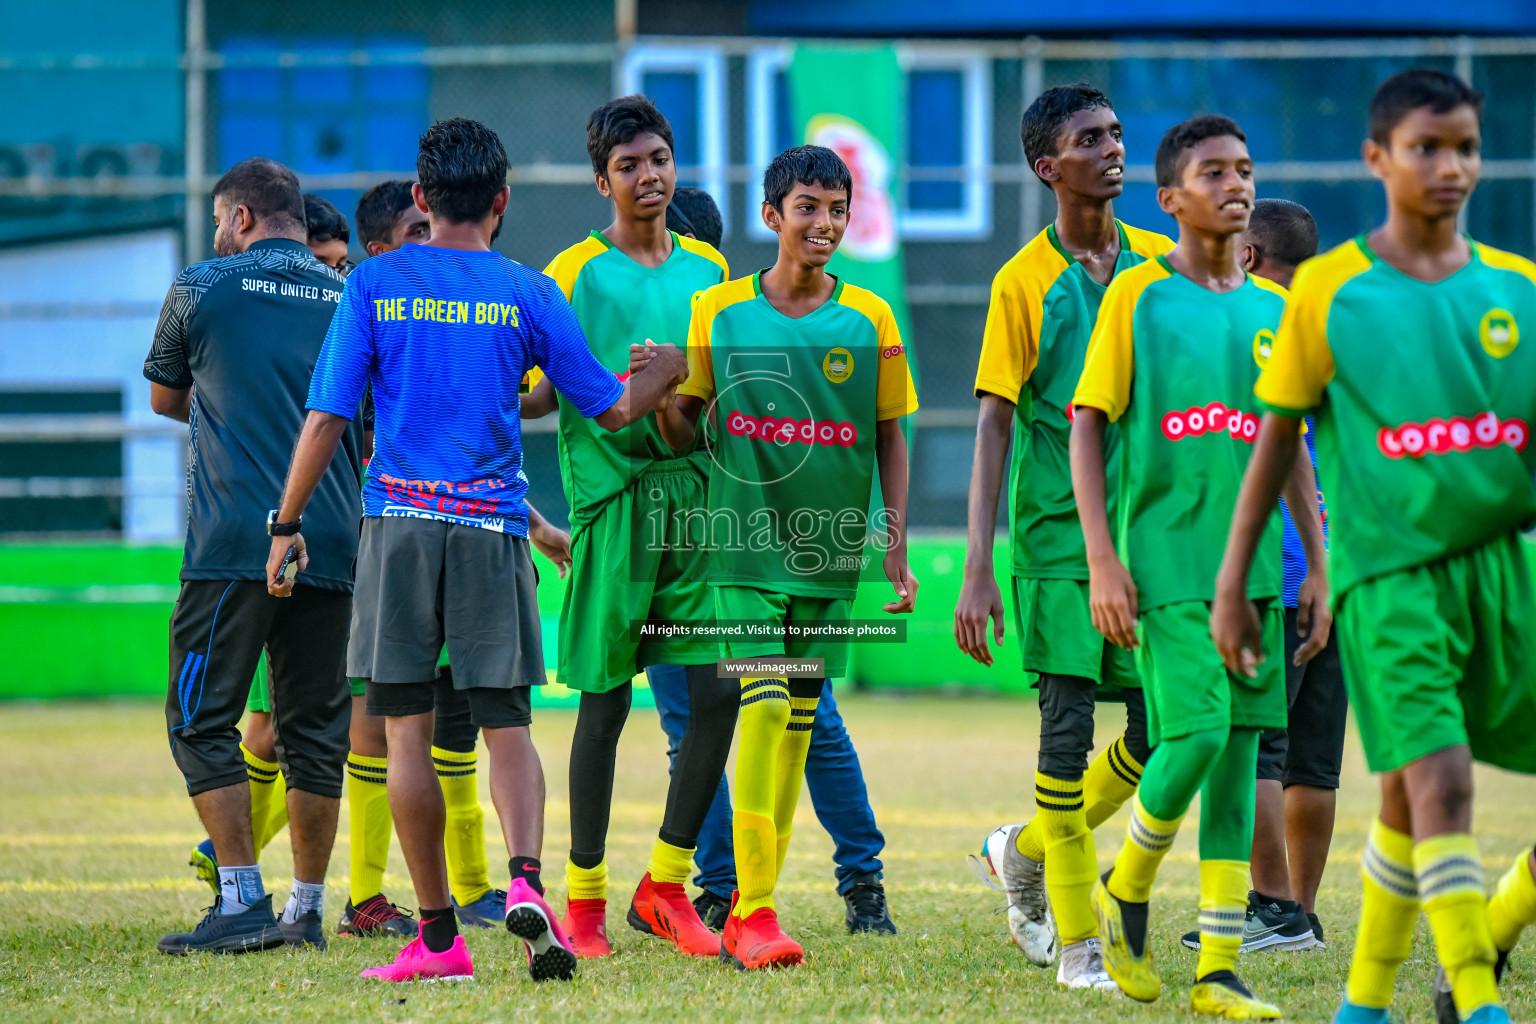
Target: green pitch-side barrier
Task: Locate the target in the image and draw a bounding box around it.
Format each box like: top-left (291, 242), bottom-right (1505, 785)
top-left (3, 537), bottom-right (1534, 700)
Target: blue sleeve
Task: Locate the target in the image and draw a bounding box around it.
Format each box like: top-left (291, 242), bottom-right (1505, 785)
top-left (306, 272), bottom-right (373, 419)
top-left (529, 281), bottom-right (624, 420)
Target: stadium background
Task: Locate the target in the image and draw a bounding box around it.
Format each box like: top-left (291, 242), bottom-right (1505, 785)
top-left (2, 0), bottom-right (1535, 698)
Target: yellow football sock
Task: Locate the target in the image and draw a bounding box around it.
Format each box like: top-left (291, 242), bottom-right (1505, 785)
top-left (733, 676), bottom-right (790, 918)
top-left (1415, 833), bottom-right (1500, 1017)
top-left (1346, 819), bottom-right (1421, 1008)
top-left (1034, 772), bottom-right (1098, 944)
top-left (1108, 795), bottom-right (1184, 903)
top-left (1487, 848), bottom-right (1536, 952)
top-left (242, 744), bottom-right (288, 856)
top-left (346, 753), bottom-right (392, 904)
top-left (565, 858), bottom-right (607, 901)
top-left (1085, 735), bottom-right (1145, 828)
top-left (434, 746), bottom-right (490, 906)
top-left (648, 838), bottom-right (695, 887)
top-left (1016, 735), bottom-right (1144, 865)
top-left (772, 693), bottom-right (818, 881)
top-left (1197, 859), bottom-right (1250, 979)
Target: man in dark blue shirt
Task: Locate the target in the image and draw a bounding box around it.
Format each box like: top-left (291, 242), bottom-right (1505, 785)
top-left (267, 118), bottom-right (687, 983)
top-left (146, 156), bottom-right (361, 956)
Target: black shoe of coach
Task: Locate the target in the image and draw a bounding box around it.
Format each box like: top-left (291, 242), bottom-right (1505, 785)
top-left (157, 894), bottom-right (285, 955)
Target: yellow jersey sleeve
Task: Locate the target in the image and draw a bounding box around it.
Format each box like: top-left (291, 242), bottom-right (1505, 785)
top-left (1256, 241), bottom-right (1370, 415)
top-left (1074, 259), bottom-right (1168, 422)
top-left (974, 238), bottom-right (1064, 403)
top-left (676, 278), bottom-right (757, 404)
top-left (542, 235), bottom-right (607, 302)
top-left (675, 234), bottom-right (730, 283)
top-left (839, 284), bottom-right (919, 420)
top-left (521, 368), bottom-right (544, 393)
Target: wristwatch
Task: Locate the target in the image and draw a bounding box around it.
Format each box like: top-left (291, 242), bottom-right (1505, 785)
top-left (266, 510), bottom-right (302, 537)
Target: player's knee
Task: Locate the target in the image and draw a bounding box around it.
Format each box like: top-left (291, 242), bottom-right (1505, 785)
top-left (1414, 769), bottom-right (1474, 827)
top-left (1177, 726), bottom-right (1230, 775)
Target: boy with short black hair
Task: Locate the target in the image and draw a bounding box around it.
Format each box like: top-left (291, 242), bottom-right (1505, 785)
top-left (534, 94), bottom-right (735, 961)
top-left (652, 144), bottom-right (919, 969)
top-left (268, 116), bottom-right (688, 983)
top-left (354, 180), bottom-right (431, 257)
top-left (666, 185), bottom-right (724, 249)
top-left (956, 82), bottom-right (1171, 989)
top-left (1211, 69), bottom-right (1536, 1024)
top-left (302, 193), bottom-right (350, 270)
top-left (1071, 115), bottom-right (1327, 1019)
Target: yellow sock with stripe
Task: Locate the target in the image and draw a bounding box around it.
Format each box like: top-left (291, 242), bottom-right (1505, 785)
top-left (1015, 735), bottom-right (1145, 864)
top-left (243, 744), bottom-right (288, 856)
top-left (1196, 859), bottom-right (1250, 978)
top-left (433, 746), bottom-right (490, 906)
top-left (1415, 833), bottom-right (1501, 1017)
top-left (346, 753), bottom-right (393, 904)
top-left (565, 857), bottom-right (608, 901)
top-left (1487, 848), bottom-right (1536, 953)
top-left (1034, 772), bottom-right (1098, 944)
top-left (733, 677), bottom-right (790, 918)
top-left (1346, 819), bottom-right (1420, 1008)
top-left (1107, 796), bottom-right (1184, 903)
top-left (648, 838), bottom-right (695, 886)
top-left (772, 693), bottom-right (819, 882)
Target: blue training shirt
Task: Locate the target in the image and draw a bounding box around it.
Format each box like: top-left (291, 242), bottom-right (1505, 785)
top-left (1278, 416), bottom-right (1327, 608)
top-left (307, 244), bottom-right (624, 536)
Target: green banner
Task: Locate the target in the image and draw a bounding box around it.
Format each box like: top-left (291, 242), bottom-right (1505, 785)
top-left (787, 43), bottom-right (915, 370)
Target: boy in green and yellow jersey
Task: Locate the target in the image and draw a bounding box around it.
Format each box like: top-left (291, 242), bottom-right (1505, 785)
top-left (1070, 115), bottom-right (1328, 1019)
top-left (651, 144), bottom-right (919, 970)
top-left (533, 96), bottom-right (736, 960)
top-left (1212, 70), bottom-right (1536, 1024)
top-left (957, 82), bottom-right (1171, 987)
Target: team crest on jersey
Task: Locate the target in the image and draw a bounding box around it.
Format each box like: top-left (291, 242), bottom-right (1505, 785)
top-left (1252, 329), bottom-right (1276, 368)
top-left (1480, 308), bottom-right (1519, 358)
top-left (823, 347), bottom-right (854, 384)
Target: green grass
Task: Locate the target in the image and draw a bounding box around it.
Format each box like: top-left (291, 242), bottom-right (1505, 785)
top-left (4, 698), bottom-right (1536, 1022)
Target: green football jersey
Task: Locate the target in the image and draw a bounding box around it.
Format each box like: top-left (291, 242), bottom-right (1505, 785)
top-left (976, 221), bottom-right (1174, 579)
top-left (679, 272), bottom-right (919, 598)
top-left (1258, 236), bottom-right (1536, 596)
top-left (541, 231), bottom-right (727, 528)
top-left (1074, 255), bottom-right (1287, 611)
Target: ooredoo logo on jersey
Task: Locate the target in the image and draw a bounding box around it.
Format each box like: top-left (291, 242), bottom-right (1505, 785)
top-left (1160, 401), bottom-right (1261, 443)
top-left (1377, 411), bottom-right (1529, 458)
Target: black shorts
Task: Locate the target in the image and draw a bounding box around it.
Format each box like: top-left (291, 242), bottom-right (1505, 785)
top-left (1037, 673), bottom-right (1152, 780)
top-left (166, 580), bottom-right (351, 798)
top-left (1256, 606), bottom-right (1348, 789)
top-left (366, 675), bottom-right (532, 729)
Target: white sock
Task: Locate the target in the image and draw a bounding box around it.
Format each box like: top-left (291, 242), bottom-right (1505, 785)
top-left (282, 879), bottom-right (325, 924)
top-left (217, 864), bottom-right (264, 915)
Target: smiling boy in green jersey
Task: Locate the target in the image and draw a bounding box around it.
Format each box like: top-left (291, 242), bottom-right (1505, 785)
top-left (533, 96), bottom-right (736, 961)
top-left (1210, 70), bottom-right (1536, 1024)
top-left (651, 144), bottom-right (919, 969)
top-left (956, 83), bottom-right (1171, 988)
top-left (1070, 115), bottom-right (1328, 1020)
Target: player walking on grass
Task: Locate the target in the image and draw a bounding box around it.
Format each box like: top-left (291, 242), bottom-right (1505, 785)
top-left (266, 117), bottom-right (689, 983)
top-left (1209, 70), bottom-right (1536, 1024)
top-left (148, 157), bottom-right (359, 956)
top-left (955, 83), bottom-right (1170, 989)
top-left (529, 96), bottom-right (737, 961)
top-left (1182, 198), bottom-right (1343, 957)
top-left (1071, 115), bottom-right (1329, 1020)
top-left (651, 144), bottom-right (919, 969)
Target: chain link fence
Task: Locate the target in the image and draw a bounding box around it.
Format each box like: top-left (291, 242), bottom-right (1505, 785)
top-left (3, 7), bottom-right (1534, 534)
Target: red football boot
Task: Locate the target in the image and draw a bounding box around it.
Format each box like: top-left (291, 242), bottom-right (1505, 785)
top-left (627, 872), bottom-right (721, 958)
top-left (720, 891), bottom-right (804, 971)
top-left (559, 897), bottom-right (612, 958)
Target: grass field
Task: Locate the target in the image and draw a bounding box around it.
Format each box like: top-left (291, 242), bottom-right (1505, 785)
top-left (4, 698), bottom-right (1536, 1023)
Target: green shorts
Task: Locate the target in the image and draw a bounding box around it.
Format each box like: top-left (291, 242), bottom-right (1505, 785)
top-left (558, 460), bottom-right (715, 693)
top-left (1011, 576), bottom-right (1139, 694)
top-left (1337, 531), bottom-right (1536, 775)
top-left (246, 655), bottom-right (364, 713)
top-left (713, 585), bottom-right (853, 677)
top-left (1136, 598), bottom-right (1286, 746)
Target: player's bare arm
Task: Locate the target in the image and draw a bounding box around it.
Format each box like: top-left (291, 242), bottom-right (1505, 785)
top-left (876, 417), bottom-right (917, 614)
top-left (149, 382), bottom-right (193, 423)
top-left (1280, 439), bottom-right (1331, 665)
top-left (1211, 412), bottom-right (1314, 676)
top-left (655, 391), bottom-right (704, 452)
top-left (954, 393), bottom-right (1012, 664)
top-left (265, 409), bottom-right (351, 596)
top-left (527, 501), bottom-right (572, 578)
top-left (592, 341), bottom-right (687, 432)
top-left (1070, 405), bottom-right (1138, 649)
top-left (520, 377), bottom-right (557, 418)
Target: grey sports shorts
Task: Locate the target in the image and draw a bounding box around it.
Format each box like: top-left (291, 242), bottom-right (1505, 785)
top-left (348, 516), bottom-right (546, 691)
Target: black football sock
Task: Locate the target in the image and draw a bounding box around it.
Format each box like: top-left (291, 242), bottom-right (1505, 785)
top-left (510, 856), bottom-right (544, 896)
top-left (419, 907), bottom-right (459, 953)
